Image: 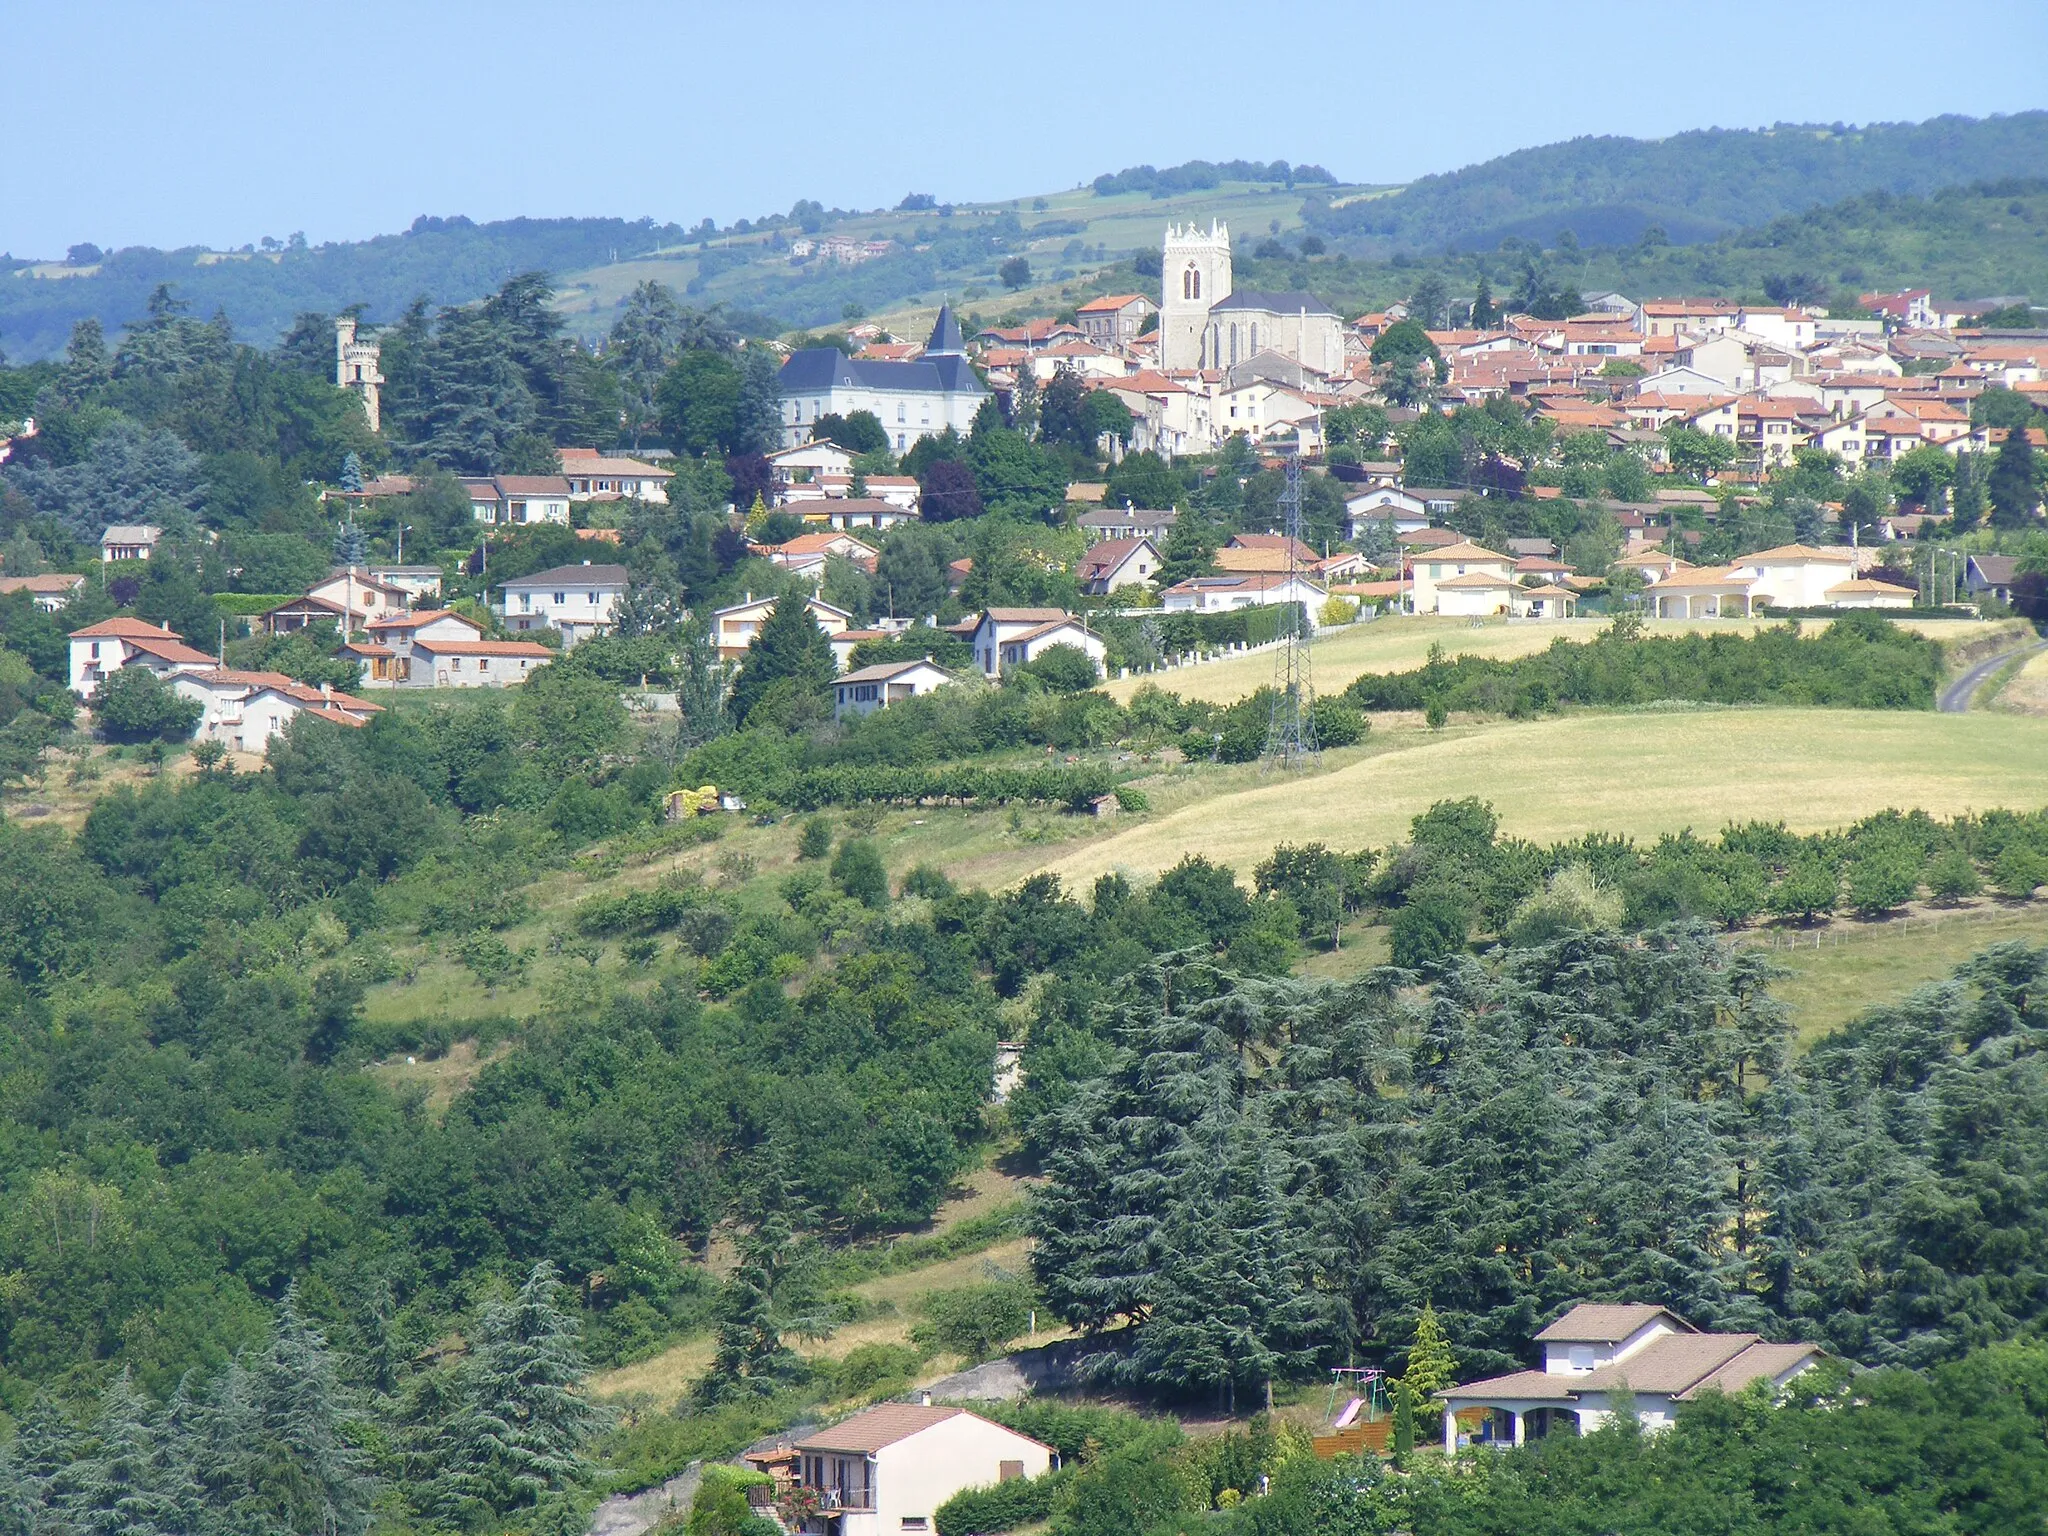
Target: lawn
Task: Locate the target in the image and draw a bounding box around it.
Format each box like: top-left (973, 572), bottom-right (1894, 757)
top-left (1039, 706), bottom-right (2048, 888)
top-left (1751, 900), bottom-right (2048, 1040)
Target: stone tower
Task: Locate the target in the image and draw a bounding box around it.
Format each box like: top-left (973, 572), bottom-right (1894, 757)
top-left (1159, 220), bottom-right (1231, 372)
top-left (335, 316), bottom-right (384, 434)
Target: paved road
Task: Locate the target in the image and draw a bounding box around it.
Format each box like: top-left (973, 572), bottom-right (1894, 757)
top-left (1940, 641), bottom-right (2048, 713)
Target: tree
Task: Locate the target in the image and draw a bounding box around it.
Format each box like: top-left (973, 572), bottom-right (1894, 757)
top-left (434, 1263), bottom-right (601, 1521)
top-left (999, 256), bottom-right (1032, 291)
top-left (6, 419), bottom-right (206, 542)
top-left (1988, 427), bottom-right (2041, 530)
top-left (831, 839), bottom-right (889, 908)
top-left (966, 428), bottom-right (1064, 520)
top-left (1017, 643), bottom-right (1099, 693)
top-left (222, 1289), bottom-right (375, 1536)
top-left (63, 1372), bottom-right (200, 1536)
top-left (659, 348), bottom-right (745, 457)
top-left (1662, 424), bottom-right (1737, 484)
top-left (1400, 1303), bottom-right (1456, 1402)
top-left (812, 410), bottom-right (890, 455)
top-left (1370, 320), bottom-right (1441, 369)
top-left (1889, 444), bottom-right (1955, 508)
top-left (1103, 451), bottom-right (1182, 512)
top-left (919, 458), bottom-right (984, 522)
top-left (91, 668), bottom-right (200, 743)
top-left (1469, 275), bottom-right (1498, 329)
top-left (728, 592), bottom-right (835, 726)
top-left (796, 816), bottom-right (833, 860)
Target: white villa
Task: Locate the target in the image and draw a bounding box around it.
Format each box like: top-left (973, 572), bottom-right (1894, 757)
top-left (174, 669), bottom-right (382, 751)
top-left (833, 658), bottom-right (954, 719)
top-left (1646, 544), bottom-right (1873, 618)
top-left (967, 608), bottom-right (1106, 678)
top-left (1439, 1303), bottom-right (1825, 1449)
top-left (1406, 541), bottom-right (1518, 616)
top-left (749, 1401), bottom-right (1054, 1536)
top-left (1160, 570), bottom-right (1326, 614)
top-left (465, 475), bottom-right (573, 526)
top-left (713, 593), bottom-right (852, 662)
top-left (559, 448), bottom-right (672, 503)
top-left (403, 637), bottom-right (555, 688)
top-left (778, 306), bottom-right (989, 453)
top-left (498, 561), bottom-right (628, 648)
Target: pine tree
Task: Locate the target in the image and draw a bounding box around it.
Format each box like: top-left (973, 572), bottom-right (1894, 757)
top-left (727, 591), bottom-right (835, 725)
top-left (435, 1263), bottom-right (603, 1520)
top-left (338, 451), bottom-right (365, 493)
top-left (223, 1288), bottom-right (374, 1536)
top-left (1987, 427), bottom-right (2040, 529)
top-left (64, 1373), bottom-right (200, 1536)
top-left (1400, 1304), bottom-right (1456, 1403)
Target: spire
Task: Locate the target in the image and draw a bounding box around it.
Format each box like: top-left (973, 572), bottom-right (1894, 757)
top-left (925, 303), bottom-right (965, 356)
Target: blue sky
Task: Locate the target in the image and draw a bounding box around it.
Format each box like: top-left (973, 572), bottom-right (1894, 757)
top-left (5, 0), bottom-right (2046, 257)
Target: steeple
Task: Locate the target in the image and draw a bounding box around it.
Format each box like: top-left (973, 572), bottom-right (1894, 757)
top-left (925, 303), bottom-right (965, 356)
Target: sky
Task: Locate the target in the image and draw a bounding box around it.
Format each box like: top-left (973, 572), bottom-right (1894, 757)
top-left (5, 0), bottom-right (2047, 258)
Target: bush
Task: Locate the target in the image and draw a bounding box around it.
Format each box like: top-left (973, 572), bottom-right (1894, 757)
top-left (831, 1342), bottom-right (926, 1400)
top-left (1994, 844), bottom-right (2046, 900)
top-left (1846, 845), bottom-right (1922, 916)
top-left (796, 815), bottom-right (834, 860)
top-left (1508, 863), bottom-right (1624, 947)
top-left (91, 667), bottom-right (202, 743)
top-left (1310, 697), bottom-right (1368, 748)
top-left (1017, 644), bottom-right (1100, 693)
top-left (935, 1470), bottom-right (1066, 1536)
top-left (1389, 885), bottom-right (1471, 967)
top-left (901, 863), bottom-right (955, 900)
top-left (912, 1276), bottom-right (1035, 1362)
top-left (831, 839), bottom-right (889, 908)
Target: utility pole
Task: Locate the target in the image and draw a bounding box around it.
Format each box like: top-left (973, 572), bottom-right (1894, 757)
top-left (1263, 456), bottom-right (1319, 767)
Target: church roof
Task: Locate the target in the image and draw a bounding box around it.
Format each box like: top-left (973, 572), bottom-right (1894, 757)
top-left (779, 347), bottom-right (987, 399)
top-left (1210, 289), bottom-right (1338, 317)
top-left (925, 303), bottom-right (966, 356)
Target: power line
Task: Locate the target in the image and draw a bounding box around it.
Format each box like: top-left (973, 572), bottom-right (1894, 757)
top-left (1264, 456), bottom-right (1319, 767)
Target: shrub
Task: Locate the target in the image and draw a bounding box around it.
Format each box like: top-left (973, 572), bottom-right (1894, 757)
top-left (1994, 844), bottom-right (2046, 900)
top-left (901, 863), bottom-right (955, 900)
top-left (831, 839), bottom-right (889, 908)
top-left (1508, 863), bottom-right (1624, 947)
top-left (796, 816), bottom-right (834, 860)
top-left (1389, 884), bottom-right (1471, 968)
top-left (831, 1341), bottom-right (925, 1400)
top-left (1771, 857), bottom-right (1839, 922)
top-left (912, 1276), bottom-right (1035, 1361)
top-left (1310, 698), bottom-right (1368, 748)
top-left (91, 668), bottom-right (201, 743)
top-left (1018, 644), bottom-right (1100, 693)
top-left (935, 1470), bottom-right (1066, 1536)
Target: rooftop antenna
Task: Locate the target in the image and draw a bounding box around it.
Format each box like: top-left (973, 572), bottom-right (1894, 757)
top-left (1263, 455), bottom-right (1319, 767)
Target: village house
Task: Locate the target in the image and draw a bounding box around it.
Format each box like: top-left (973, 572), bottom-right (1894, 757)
top-left (746, 1401), bottom-right (1054, 1536)
top-left (1075, 293), bottom-right (1156, 349)
top-left (497, 561), bottom-right (628, 648)
top-left (832, 658), bottom-right (954, 720)
top-left (465, 475), bottom-right (573, 526)
top-left (355, 609), bottom-right (487, 685)
top-left (713, 593), bottom-right (853, 662)
top-left (173, 669), bottom-right (382, 751)
top-left (759, 531), bottom-right (881, 584)
top-left (1343, 486), bottom-right (1431, 539)
top-left (559, 447), bottom-right (673, 503)
top-left (261, 568), bottom-right (411, 636)
top-left (68, 617), bottom-right (217, 695)
top-left (769, 439), bottom-right (859, 493)
top-left (967, 608), bottom-right (1106, 677)
top-left (819, 498), bottom-right (920, 534)
top-left (1440, 1303), bottom-right (1824, 1448)
top-left (1159, 569), bottom-right (1327, 614)
top-left (0, 572), bottom-right (87, 611)
top-left (1407, 541), bottom-right (1518, 616)
top-left (369, 564), bottom-right (444, 603)
top-left (100, 525), bottom-right (162, 562)
top-left (1077, 505), bottom-right (1178, 543)
top-left (403, 636), bottom-right (556, 688)
top-left (1966, 554), bottom-right (2019, 606)
top-left (1076, 536), bottom-right (1161, 595)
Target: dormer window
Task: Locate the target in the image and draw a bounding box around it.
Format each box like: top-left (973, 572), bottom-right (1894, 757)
top-left (1568, 1345), bottom-right (1595, 1372)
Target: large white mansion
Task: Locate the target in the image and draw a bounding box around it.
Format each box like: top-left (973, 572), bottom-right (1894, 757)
top-left (1158, 220), bottom-right (1346, 377)
top-left (778, 305), bottom-right (989, 452)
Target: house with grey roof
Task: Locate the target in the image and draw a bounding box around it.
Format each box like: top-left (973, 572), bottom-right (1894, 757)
top-left (1438, 1302), bottom-right (1825, 1449)
top-left (779, 306), bottom-right (989, 454)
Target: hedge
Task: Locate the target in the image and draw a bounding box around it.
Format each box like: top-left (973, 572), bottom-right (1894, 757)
top-left (934, 1469), bottom-right (1067, 1536)
top-left (753, 765), bottom-right (1121, 812)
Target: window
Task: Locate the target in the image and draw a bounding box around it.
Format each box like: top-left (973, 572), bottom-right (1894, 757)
top-left (586, 591), bottom-right (597, 603)
top-left (1568, 1345), bottom-right (1596, 1372)
top-left (1183, 265), bottom-right (1201, 301)
top-left (998, 1462), bottom-right (1025, 1484)
top-left (902, 1520), bottom-right (929, 1531)
top-left (553, 592), bottom-right (566, 605)
top-left (897, 402), bottom-right (906, 422)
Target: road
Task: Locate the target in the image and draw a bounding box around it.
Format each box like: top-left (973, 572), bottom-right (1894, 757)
top-left (1940, 640), bottom-right (2048, 713)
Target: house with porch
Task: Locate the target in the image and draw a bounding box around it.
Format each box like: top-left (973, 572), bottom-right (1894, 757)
top-left (1439, 1302), bottom-right (1825, 1449)
top-left (559, 448), bottom-right (673, 504)
top-left (465, 475), bottom-right (573, 526)
top-left (0, 572), bottom-right (87, 611)
top-left (713, 593), bottom-right (852, 662)
top-left (1407, 541), bottom-right (1517, 615)
top-left (746, 1401), bottom-right (1054, 1536)
top-left (1160, 570), bottom-right (1326, 614)
top-left (358, 609), bottom-right (486, 685)
top-left (100, 525), bottom-right (162, 562)
top-left (1343, 486), bottom-right (1430, 539)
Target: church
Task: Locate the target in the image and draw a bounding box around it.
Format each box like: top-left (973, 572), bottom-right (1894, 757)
top-left (1158, 221), bottom-right (1345, 377)
top-left (778, 305), bottom-right (990, 453)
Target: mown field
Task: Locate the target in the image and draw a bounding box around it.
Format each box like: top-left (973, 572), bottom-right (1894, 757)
top-left (1105, 614), bottom-right (2022, 708)
top-left (1040, 706), bottom-right (2048, 888)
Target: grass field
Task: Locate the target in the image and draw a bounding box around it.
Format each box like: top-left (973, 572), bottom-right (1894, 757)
top-left (1994, 646), bottom-right (2048, 716)
top-left (1040, 707), bottom-right (2048, 887)
top-left (1104, 615), bottom-right (2018, 708)
top-left (1753, 900), bottom-right (2048, 1039)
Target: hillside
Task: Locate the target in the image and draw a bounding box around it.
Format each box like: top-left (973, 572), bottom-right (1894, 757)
top-left (1305, 111), bottom-right (2048, 254)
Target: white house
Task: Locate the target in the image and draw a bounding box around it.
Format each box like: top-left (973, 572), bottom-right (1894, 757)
top-left (966, 608), bottom-right (1105, 678)
top-left (174, 669), bottom-right (382, 751)
top-left (498, 561), bottom-right (628, 648)
top-left (1076, 506), bottom-right (1177, 543)
top-left (1741, 544), bottom-right (1861, 608)
top-left (559, 448), bottom-right (673, 504)
top-left (0, 572), bottom-right (86, 611)
top-left (1343, 486), bottom-right (1430, 539)
top-left (1160, 570), bottom-right (1327, 614)
top-left (68, 617), bottom-right (216, 696)
top-left (760, 532), bottom-right (880, 584)
top-left (821, 499), bottom-right (920, 534)
top-left (404, 637), bottom-right (556, 688)
top-left (1407, 542), bottom-right (1517, 615)
top-left (779, 306), bottom-right (990, 453)
top-left (100, 525), bottom-right (163, 563)
top-left (832, 658), bottom-right (955, 719)
top-left (753, 1402), bottom-right (1054, 1536)
top-left (1440, 1302), bottom-right (1824, 1448)
top-left (1820, 577), bottom-right (1915, 610)
top-left (713, 593), bottom-right (852, 662)
top-left (465, 475), bottom-right (573, 526)
top-left (1076, 536), bottom-right (1161, 595)
top-left (368, 565), bottom-right (444, 603)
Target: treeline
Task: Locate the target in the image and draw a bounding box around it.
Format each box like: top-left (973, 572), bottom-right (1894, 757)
top-left (0, 1266), bottom-right (605, 1536)
top-left (1091, 160), bottom-right (1338, 198)
top-left (1346, 614), bottom-right (1942, 720)
top-left (1025, 929), bottom-right (2048, 1402)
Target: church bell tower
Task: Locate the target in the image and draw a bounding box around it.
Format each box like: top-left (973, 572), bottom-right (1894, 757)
top-left (1159, 220), bottom-right (1231, 372)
